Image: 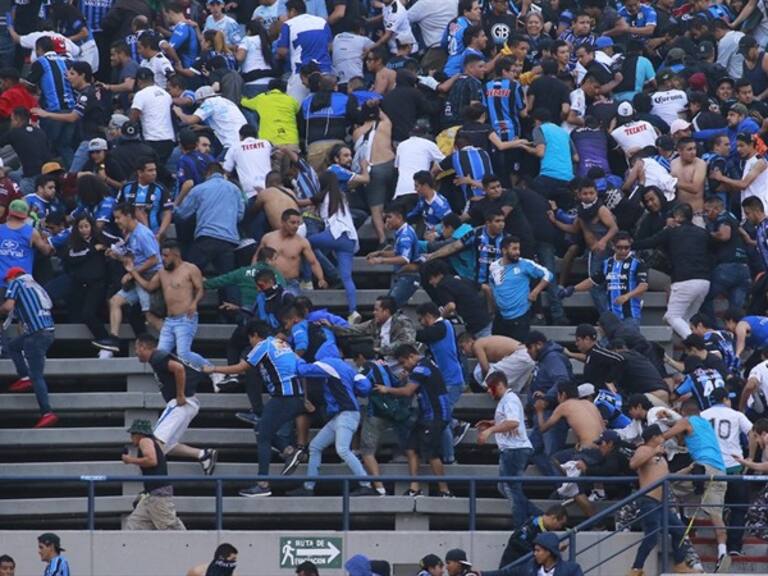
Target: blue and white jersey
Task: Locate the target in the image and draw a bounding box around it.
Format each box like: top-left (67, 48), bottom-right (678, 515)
top-left (489, 258), bottom-right (553, 320)
top-left (410, 358), bottom-right (451, 423)
top-left (442, 15), bottom-right (472, 76)
top-left (79, 0), bottom-right (110, 32)
top-left (117, 181), bottom-right (171, 233)
top-left (290, 319), bottom-right (341, 361)
top-left (71, 195), bottom-right (116, 224)
top-left (407, 193), bottom-right (452, 230)
top-left (276, 13), bottom-right (333, 74)
top-left (6, 273), bottom-right (54, 334)
top-left (483, 78), bottom-right (525, 141)
top-left (246, 336), bottom-right (303, 397)
top-left (24, 193), bottom-right (63, 221)
top-left (110, 221), bottom-right (161, 273)
top-left (204, 14), bottom-right (243, 46)
top-left (703, 330), bottom-right (740, 375)
top-left (43, 555), bottom-right (71, 576)
top-left (193, 97), bottom-right (248, 149)
top-left (594, 389), bottom-right (631, 429)
top-left (168, 21), bottom-right (200, 68)
top-left (327, 163), bottom-right (357, 194)
top-left (392, 222), bottom-right (420, 273)
top-left (297, 357), bottom-right (372, 416)
top-left (590, 254), bottom-right (648, 320)
top-left (617, 3), bottom-right (657, 40)
top-left (674, 367), bottom-right (726, 410)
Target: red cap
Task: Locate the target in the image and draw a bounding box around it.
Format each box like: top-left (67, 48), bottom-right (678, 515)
top-left (688, 72), bottom-right (707, 92)
top-left (4, 267), bottom-right (26, 282)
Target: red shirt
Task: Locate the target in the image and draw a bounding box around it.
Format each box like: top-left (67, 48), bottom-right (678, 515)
top-left (0, 84), bottom-right (38, 119)
top-left (0, 177), bottom-right (22, 222)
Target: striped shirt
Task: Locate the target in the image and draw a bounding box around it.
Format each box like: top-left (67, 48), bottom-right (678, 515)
top-left (44, 556), bottom-right (71, 576)
top-left (79, 0), bottom-right (111, 32)
top-left (483, 78), bottom-right (525, 141)
top-left (6, 273), bottom-right (54, 334)
top-left (590, 254), bottom-right (648, 320)
top-left (246, 337), bottom-right (303, 397)
top-left (446, 146), bottom-right (493, 204)
top-left (27, 51), bottom-right (76, 112)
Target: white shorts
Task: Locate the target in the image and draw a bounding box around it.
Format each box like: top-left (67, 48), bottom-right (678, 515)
top-left (153, 396), bottom-right (200, 452)
top-left (483, 348), bottom-right (536, 393)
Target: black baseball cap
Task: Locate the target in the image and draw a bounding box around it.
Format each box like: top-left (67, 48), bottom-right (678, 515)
top-left (445, 549), bottom-right (471, 566)
top-left (121, 121), bottom-right (140, 140)
top-left (596, 430), bottom-right (620, 444)
top-left (575, 324), bottom-right (597, 339)
top-left (38, 533), bottom-right (64, 551)
top-left (710, 387), bottom-right (736, 403)
top-left (525, 330), bottom-right (548, 345)
top-left (135, 67), bottom-right (155, 82)
top-left (420, 554), bottom-right (443, 569)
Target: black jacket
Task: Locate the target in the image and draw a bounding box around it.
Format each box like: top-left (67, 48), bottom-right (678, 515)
top-left (633, 221), bottom-right (712, 282)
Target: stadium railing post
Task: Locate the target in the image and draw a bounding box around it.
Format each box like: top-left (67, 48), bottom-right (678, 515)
top-left (87, 480), bottom-right (95, 531)
top-left (468, 479), bottom-right (476, 532)
top-left (568, 530), bottom-right (576, 562)
top-left (342, 479), bottom-right (350, 532)
top-left (661, 478), bottom-right (669, 574)
top-left (215, 479), bottom-right (224, 532)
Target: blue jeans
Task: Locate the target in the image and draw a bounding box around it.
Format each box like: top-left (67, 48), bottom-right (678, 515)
top-left (441, 384), bottom-right (463, 463)
top-left (587, 249), bottom-right (610, 315)
top-left (257, 395), bottom-right (305, 476)
top-left (528, 413), bottom-right (568, 476)
top-left (498, 447), bottom-right (534, 528)
top-left (309, 230), bottom-right (357, 313)
top-left (389, 273), bottom-right (420, 308)
top-left (305, 410), bottom-right (368, 490)
top-left (158, 313), bottom-right (201, 363)
top-left (537, 241), bottom-right (565, 321)
top-left (69, 139), bottom-right (90, 173)
top-left (632, 496), bottom-right (687, 570)
top-left (8, 329), bottom-right (55, 414)
top-left (39, 117), bottom-right (75, 169)
top-left (703, 262), bottom-right (751, 318)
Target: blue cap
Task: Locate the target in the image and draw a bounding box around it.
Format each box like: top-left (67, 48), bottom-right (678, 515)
top-left (596, 430), bottom-right (620, 444)
top-left (596, 36), bottom-right (614, 49)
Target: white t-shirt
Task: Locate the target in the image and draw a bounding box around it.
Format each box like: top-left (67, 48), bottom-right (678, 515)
top-left (495, 389), bottom-right (532, 450)
top-left (139, 53), bottom-right (174, 90)
top-left (748, 360), bottom-right (768, 410)
top-left (700, 404), bottom-right (752, 469)
top-left (717, 30), bottom-right (745, 80)
top-left (194, 96), bottom-right (248, 149)
top-left (407, 0), bottom-right (458, 48)
top-left (20, 32), bottom-right (81, 61)
top-left (238, 35), bottom-right (273, 85)
top-left (222, 137), bottom-right (272, 197)
top-left (563, 88), bottom-right (586, 133)
top-left (383, 0), bottom-right (417, 54)
top-left (610, 120), bottom-right (657, 156)
top-left (650, 89), bottom-right (688, 126)
top-left (320, 193), bottom-right (359, 250)
top-left (131, 85), bottom-right (175, 142)
top-left (394, 137), bottom-right (445, 197)
top-left (332, 32), bottom-right (375, 84)
top-left (741, 154), bottom-right (768, 210)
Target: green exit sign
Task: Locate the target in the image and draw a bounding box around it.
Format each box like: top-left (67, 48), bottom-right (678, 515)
top-left (279, 537), bottom-right (343, 569)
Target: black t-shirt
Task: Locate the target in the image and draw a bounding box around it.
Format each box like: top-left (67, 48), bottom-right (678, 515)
top-left (586, 61), bottom-right (613, 85)
top-left (0, 124), bottom-right (51, 176)
top-left (616, 349), bottom-right (667, 394)
top-left (706, 210), bottom-right (747, 265)
top-left (469, 188), bottom-right (535, 257)
top-left (516, 186), bottom-right (557, 244)
top-left (457, 121), bottom-right (493, 151)
top-left (328, 0), bottom-right (361, 35)
top-left (82, 154), bottom-right (127, 185)
top-left (12, 0), bottom-right (43, 33)
top-left (74, 84), bottom-right (110, 140)
top-left (149, 349), bottom-right (203, 402)
top-left (528, 75), bottom-right (570, 124)
top-left (485, 13), bottom-right (517, 48)
top-left (433, 275), bottom-right (491, 332)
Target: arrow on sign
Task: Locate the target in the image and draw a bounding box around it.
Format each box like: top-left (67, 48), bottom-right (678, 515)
top-left (296, 541), bottom-right (341, 564)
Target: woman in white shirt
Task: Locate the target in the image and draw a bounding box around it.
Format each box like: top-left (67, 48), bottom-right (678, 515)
top-left (308, 172), bottom-right (360, 323)
top-left (236, 20), bottom-right (277, 98)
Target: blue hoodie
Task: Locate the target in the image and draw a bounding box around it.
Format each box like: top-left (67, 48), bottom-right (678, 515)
top-left (529, 341), bottom-right (573, 405)
top-left (345, 555), bottom-right (373, 576)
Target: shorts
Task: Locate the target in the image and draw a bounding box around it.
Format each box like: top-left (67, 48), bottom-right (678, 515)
top-left (366, 160), bottom-right (396, 208)
top-left (117, 284), bottom-right (152, 313)
top-left (407, 421), bottom-right (446, 461)
top-left (153, 396), bottom-right (201, 452)
top-left (360, 414), bottom-right (409, 456)
top-left (483, 348), bottom-right (536, 393)
top-left (701, 464), bottom-right (727, 520)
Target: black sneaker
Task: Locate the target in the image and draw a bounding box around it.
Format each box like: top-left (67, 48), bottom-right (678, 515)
top-left (235, 411), bottom-right (261, 427)
top-left (402, 488), bottom-right (422, 497)
top-left (199, 448), bottom-right (218, 476)
top-left (728, 550), bottom-right (744, 557)
top-left (92, 337), bottom-right (120, 353)
top-left (286, 486), bottom-right (314, 497)
top-left (351, 486), bottom-right (379, 496)
top-left (239, 485), bottom-right (271, 497)
top-left (281, 446), bottom-right (306, 476)
top-left (452, 421), bottom-right (471, 447)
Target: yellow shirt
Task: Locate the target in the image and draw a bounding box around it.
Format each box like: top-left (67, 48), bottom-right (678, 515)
top-left (240, 89), bottom-right (300, 146)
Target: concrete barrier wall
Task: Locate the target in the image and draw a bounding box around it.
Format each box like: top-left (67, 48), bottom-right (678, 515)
top-left (0, 530), bottom-right (656, 576)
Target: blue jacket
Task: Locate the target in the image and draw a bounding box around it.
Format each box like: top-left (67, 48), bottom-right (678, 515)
top-left (529, 341), bottom-right (573, 404)
top-left (175, 173), bottom-right (244, 244)
top-left (297, 357), bottom-right (372, 416)
top-left (483, 558), bottom-right (584, 576)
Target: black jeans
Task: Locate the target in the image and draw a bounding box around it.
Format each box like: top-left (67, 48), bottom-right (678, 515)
top-left (257, 396), bottom-right (305, 476)
top-left (70, 279), bottom-right (109, 341)
top-left (493, 312), bottom-right (530, 342)
top-left (188, 236), bottom-right (239, 305)
top-left (726, 472), bottom-right (749, 553)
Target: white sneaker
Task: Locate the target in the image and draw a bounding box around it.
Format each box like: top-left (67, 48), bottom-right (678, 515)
top-left (557, 482), bottom-right (579, 498)
top-left (347, 311), bottom-right (362, 325)
top-left (98, 349), bottom-right (114, 359)
top-left (299, 281), bottom-right (314, 291)
top-left (375, 487), bottom-right (387, 496)
top-left (587, 489), bottom-right (606, 502)
top-left (210, 373), bottom-right (225, 393)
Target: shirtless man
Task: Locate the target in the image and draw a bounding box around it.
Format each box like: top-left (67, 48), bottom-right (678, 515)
top-left (628, 425), bottom-right (699, 575)
top-left (536, 382), bottom-right (604, 448)
top-left (366, 46), bottom-right (396, 95)
top-left (458, 332), bottom-right (535, 392)
top-left (252, 183), bottom-right (300, 232)
top-left (257, 208), bottom-right (327, 294)
top-left (126, 239), bottom-right (204, 362)
top-left (670, 137), bottom-right (707, 225)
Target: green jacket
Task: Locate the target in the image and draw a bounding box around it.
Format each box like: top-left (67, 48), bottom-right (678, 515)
top-left (204, 264), bottom-right (285, 308)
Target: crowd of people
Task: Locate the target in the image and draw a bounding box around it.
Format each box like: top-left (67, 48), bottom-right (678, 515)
top-left (7, 0), bottom-right (768, 572)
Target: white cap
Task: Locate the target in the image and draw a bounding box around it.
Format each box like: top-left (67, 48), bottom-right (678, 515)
top-left (577, 383), bottom-right (596, 398)
top-left (670, 119), bottom-right (692, 134)
top-left (88, 137), bottom-right (108, 152)
top-left (194, 85), bottom-right (216, 101)
top-left (617, 101), bottom-right (634, 118)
